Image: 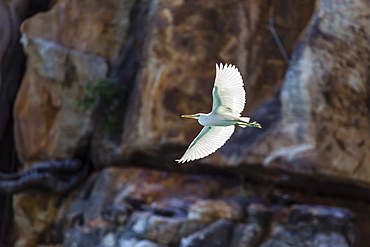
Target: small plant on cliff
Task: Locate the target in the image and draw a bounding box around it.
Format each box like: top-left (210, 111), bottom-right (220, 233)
top-left (239, 188), bottom-right (251, 199)
top-left (77, 78), bottom-right (125, 136)
top-left (77, 78), bottom-right (120, 113)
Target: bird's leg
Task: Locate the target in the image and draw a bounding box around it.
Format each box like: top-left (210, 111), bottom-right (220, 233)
top-left (237, 121), bottom-right (262, 128)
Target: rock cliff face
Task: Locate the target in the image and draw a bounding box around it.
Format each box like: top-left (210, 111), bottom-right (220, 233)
top-left (1, 0), bottom-right (369, 246)
top-left (14, 0), bottom-right (134, 162)
top-left (91, 0), bottom-right (315, 166)
top-left (230, 0), bottom-right (370, 183)
top-left (56, 167), bottom-right (357, 247)
top-left (0, 1), bottom-right (31, 246)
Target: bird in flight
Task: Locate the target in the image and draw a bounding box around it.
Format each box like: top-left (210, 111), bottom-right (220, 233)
top-left (176, 63), bottom-right (261, 163)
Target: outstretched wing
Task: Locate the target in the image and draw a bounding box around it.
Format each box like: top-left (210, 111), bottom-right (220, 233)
top-left (212, 63), bottom-right (246, 115)
top-left (176, 126), bottom-right (235, 163)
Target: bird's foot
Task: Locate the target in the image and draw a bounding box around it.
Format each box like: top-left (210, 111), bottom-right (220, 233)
top-left (251, 121), bottom-right (262, 128)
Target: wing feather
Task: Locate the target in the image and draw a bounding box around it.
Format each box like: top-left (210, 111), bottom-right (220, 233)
top-left (212, 63), bottom-right (246, 115)
top-left (176, 126), bottom-right (235, 163)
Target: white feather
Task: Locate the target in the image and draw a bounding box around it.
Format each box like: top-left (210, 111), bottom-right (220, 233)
top-left (176, 126), bottom-right (235, 163)
top-left (176, 63), bottom-right (259, 163)
top-left (212, 63), bottom-right (246, 116)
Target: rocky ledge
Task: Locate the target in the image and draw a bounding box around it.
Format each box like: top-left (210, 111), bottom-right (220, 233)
top-left (14, 167), bottom-right (357, 247)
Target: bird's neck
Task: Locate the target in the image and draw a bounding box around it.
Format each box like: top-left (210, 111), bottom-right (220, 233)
top-left (197, 113), bottom-right (211, 126)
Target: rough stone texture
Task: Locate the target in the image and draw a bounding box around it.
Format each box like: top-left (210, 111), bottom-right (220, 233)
top-left (20, 0), bottom-right (134, 64)
top-left (127, 211), bottom-right (206, 245)
top-left (132, 240), bottom-right (169, 247)
top-left (11, 166), bottom-right (359, 246)
top-left (237, 0), bottom-right (314, 113)
top-left (50, 167), bottom-right (224, 239)
top-left (13, 0), bottom-right (368, 191)
top-left (0, 1), bottom-right (32, 246)
top-left (2, 167), bottom-right (219, 246)
top-left (101, 203), bottom-right (131, 225)
top-left (6, 0), bottom-right (370, 247)
top-left (13, 190), bottom-right (59, 247)
top-left (62, 218), bottom-right (113, 247)
top-left (65, 223), bottom-right (171, 247)
top-left (54, 167), bottom-right (222, 229)
top-left (187, 199), bottom-right (243, 222)
top-left (91, 0), bottom-right (315, 166)
top-left (14, 39), bottom-right (107, 161)
top-left (260, 205), bottom-right (356, 247)
top-left (13, 0), bottom-right (136, 162)
top-left (219, 0), bottom-right (370, 184)
top-left (179, 219), bottom-right (233, 247)
top-left (230, 223), bottom-right (263, 247)
top-left (118, 238), bottom-right (169, 247)
top-left (52, 167), bottom-right (233, 246)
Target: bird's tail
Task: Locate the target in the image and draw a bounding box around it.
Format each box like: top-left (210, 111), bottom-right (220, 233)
top-left (237, 117), bottom-right (262, 128)
top-left (239, 117), bottom-right (250, 123)
top-left (237, 117), bottom-right (250, 128)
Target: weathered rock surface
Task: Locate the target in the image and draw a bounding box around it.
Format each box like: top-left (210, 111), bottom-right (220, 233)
top-left (260, 205), bottom-right (356, 247)
top-left (20, 0), bottom-right (134, 64)
top-left (51, 167), bottom-right (228, 246)
top-left (218, 0), bottom-right (370, 184)
top-left (5, 0), bottom-right (370, 247)
top-left (14, 0), bottom-right (370, 188)
top-left (230, 223), bottom-right (263, 247)
top-left (13, 0), bottom-right (136, 162)
top-left (54, 167), bottom-right (225, 230)
top-left (13, 190), bottom-right (59, 247)
top-left (14, 38), bottom-right (107, 161)
top-left (180, 219), bottom-right (233, 247)
top-left (187, 199), bottom-right (243, 222)
top-left (127, 211), bottom-right (207, 245)
top-left (0, 1), bottom-right (39, 246)
top-left (16, 167), bottom-right (356, 247)
top-left (91, 0), bottom-right (315, 166)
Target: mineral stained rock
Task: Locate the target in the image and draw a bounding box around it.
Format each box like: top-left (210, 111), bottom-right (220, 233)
top-left (7, 0), bottom-right (370, 246)
top-left (216, 0), bottom-right (370, 184)
top-left (12, 0), bottom-right (369, 184)
top-left (260, 205), bottom-right (356, 247)
top-left (49, 167), bottom-right (357, 247)
top-left (0, 1), bottom-right (32, 246)
top-left (13, 0), bottom-right (135, 162)
top-left (91, 0), bottom-right (315, 166)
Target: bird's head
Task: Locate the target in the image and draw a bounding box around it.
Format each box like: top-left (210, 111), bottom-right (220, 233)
top-left (181, 113), bottom-right (203, 120)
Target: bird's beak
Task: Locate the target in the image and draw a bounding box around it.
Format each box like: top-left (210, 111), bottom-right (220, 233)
top-left (181, 114), bottom-right (197, 119)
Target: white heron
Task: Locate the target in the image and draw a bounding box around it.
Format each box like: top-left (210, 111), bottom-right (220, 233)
top-left (176, 63), bottom-right (261, 164)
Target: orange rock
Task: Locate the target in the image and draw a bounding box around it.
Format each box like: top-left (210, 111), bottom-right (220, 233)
top-left (91, 0), bottom-right (314, 166)
top-left (21, 0), bottom-right (136, 64)
top-left (14, 43), bottom-right (107, 162)
top-left (187, 199), bottom-right (243, 222)
top-left (13, 190), bottom-right (58, 247)
top-left (14, 0), bottom-right (139, 162)
top-left (238, 0), bottom-right (370, 184)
